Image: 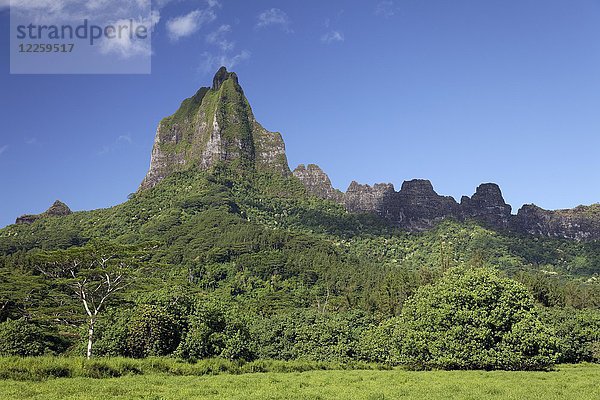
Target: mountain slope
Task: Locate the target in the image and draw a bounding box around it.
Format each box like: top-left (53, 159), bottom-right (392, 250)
top-left (2, 67), bottom-right (600, 280)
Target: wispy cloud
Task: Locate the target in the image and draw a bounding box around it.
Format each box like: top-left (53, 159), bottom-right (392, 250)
top-left (100, 11), bottom-right (160, 59)
top-left (201, 21), bottom-right (250, 74)
top-left (167, 8), bottom-right (216, 41)
top-left (206, 0), bottom-right (221, 8)
top-left (6, 0), bottom-right (151, 22)
top-left (374, 1), bottom-right (397, 18)
top-left (199, 50), bottom-right (251, 75)
top-left (98, 134), bottom-right (133, 156)
top-left (25, 137), bottom-right (39, 145)
top-left (1, 0), bottom-right (70, 12)
top-left (0, 145), bottom-right (7, 156)
top-left (256, 8), bottom-right (292, 32)
top-left (321, 30), bottom-right (344, 44)
top-left (206, 25), bottom-right (234, 51)
top-left (117, 134), bottom-right (132, 144)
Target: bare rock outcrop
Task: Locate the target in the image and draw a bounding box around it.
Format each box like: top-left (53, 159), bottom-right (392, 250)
top-left (15, 200), bottom-right (72, 225)
top-left (293, 164), bottom-right (344, 203)
top-left (461, 183), bottom-right (512, 229)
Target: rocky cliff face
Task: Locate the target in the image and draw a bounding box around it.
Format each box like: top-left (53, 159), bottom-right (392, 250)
top-left (513, 204), bottom-right (600, 240)
top-left (16, 200), bottom-right (72, 225)
top-left (291, 164), bottom-right (600, 240)
top-left (460, 183), bottom-right (512, 229)
top-left (293, 164), bottom-right (344, 203)
top-left (139, 67), bottom-right (290, 190)
top-left (392, 180), bottom-right (461, 230)
top-left (345, 181), bottom-right (396, 216)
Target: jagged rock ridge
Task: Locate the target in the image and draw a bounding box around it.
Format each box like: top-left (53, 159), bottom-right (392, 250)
top-left (513, 204), bottom-right (600, 241)
top-left (134, 66), bottom-right (600, 241)
top-left (293, 163), bottom-right (600, 240)
top-left (16, 200), bottom-right (72, 225)
top-left (293, 164), bottom-right (344, 203)
top-left (139, 66), bottom-right (290, 190)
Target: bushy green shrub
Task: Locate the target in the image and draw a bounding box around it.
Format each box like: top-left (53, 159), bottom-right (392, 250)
top-left (542, 307), bottom-right (600, 363)
top-left (127, 305), bottom-right (181, 358)
top-left (399, 266), bottom-right (558, 370)
top-left (0, 320), bottom-right (53, 357)
top-left (176, 301), bottom-right (251, 361)
top-left (250, 309), bottom-right (370, 362)
top-left (358, 317), bottom-right (403, 364)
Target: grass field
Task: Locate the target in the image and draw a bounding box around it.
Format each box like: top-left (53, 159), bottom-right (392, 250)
top-left (0, 363), bottom-right (598, 400)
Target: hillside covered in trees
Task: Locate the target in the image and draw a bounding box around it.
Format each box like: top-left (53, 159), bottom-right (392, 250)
top-left (1, 68), bottom-right (599, 370)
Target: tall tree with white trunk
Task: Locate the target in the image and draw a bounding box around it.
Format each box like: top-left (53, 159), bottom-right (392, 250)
top-left (35, 242), bottom-right (135, 359)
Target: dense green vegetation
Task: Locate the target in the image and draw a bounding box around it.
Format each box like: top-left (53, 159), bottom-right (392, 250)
top-left (0, 364), bottom-right (598, 400)
top-left (0, 166), bottom-right (599, 370)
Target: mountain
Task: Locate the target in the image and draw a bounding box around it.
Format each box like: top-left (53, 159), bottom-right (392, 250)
top-left (293, 162), bottom-right (600, 240)
top-left (12, 67), bottom-right (600, 242)
top-left (139, 67), bottom-right (289, 191)
top-left (15, 200), bottom-right (72, 225)
top-left (2, 68), bottom-right (600, 362)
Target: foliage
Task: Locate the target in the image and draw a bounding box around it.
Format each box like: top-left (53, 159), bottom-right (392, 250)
top-left (0, 166), bottom-right (599, 369)
top-left (542, 307), bottom-right (600, 363)
top-left (126, 305), bottom-right (182, 358)
top-left (176, 300), bottom-right (252, 361)
top-left (357, 317), bottom-right (403, 364)
top-left (0, 320), bottom-right (56, 357)
top-left (398, 266), bottom-right (559, 370)
top-left (250, 309), bottom-right (371, 362)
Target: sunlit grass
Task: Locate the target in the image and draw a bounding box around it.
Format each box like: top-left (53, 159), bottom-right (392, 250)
top-left (0, 363), bottom-right (597, 399)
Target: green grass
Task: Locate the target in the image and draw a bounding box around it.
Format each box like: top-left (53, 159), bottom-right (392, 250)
top-left (0, 357), bottom-right (387, 381)
top-left (0, 364), bottom-right (597, 399)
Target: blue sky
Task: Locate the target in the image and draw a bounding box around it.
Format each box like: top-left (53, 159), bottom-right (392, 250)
top-left (1, 0), bottom-right (600, 228)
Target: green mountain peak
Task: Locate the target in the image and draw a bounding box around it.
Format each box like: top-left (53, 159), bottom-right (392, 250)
top-left (139, 67), bottom-right (290, 191)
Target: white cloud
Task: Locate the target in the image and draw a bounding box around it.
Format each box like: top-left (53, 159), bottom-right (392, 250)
top-left (206, 0), bottom-right (221, 8)
top-left (99, 12), bottom-right (158, 59)
top-left (98, 134), bottom-right (133, 156)
top-left (117, 134), bottom-right (133, 144)
top-left (5, 0), bottom-right (147, 21)
top-left (256, 8), bottom-right (292, 32)
top-left (7, 0), bottom-right (158, 59)
top-left (199, 50), bottom-right (250, 74)
top-left (201, 19), bottom-right (249, 75)
top-left (167, 9), bottom-right (215, 41)
top-left (321, 30), bottom-right (344, 44)
top-left (206, 24), bottom-right (234, 51)
top-left (375, 1), bottom-right (397, 18)
top-left (2, 0), bottom-right (70, 12)
top-left (0, 145), bottom-right (7, 156)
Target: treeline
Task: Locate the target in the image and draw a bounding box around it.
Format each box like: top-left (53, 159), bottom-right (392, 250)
top-left (0, 168), bottom-right (599, 371)
top-left (0, 249), bottom-right (598, 370)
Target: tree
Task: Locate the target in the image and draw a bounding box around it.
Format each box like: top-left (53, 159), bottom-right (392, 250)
top-left (399, 266), bottom-right (558, 370)
top-left (0, 267), bottom-right (46, 322)
top-left (35, 242), bottom-right (136, 359)
top-left (127, 304), bottom-right (181, 358)
top-left (542, 307), bottom-right (600, 363)
top-left (176, 300), bottom-right (252, 361)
